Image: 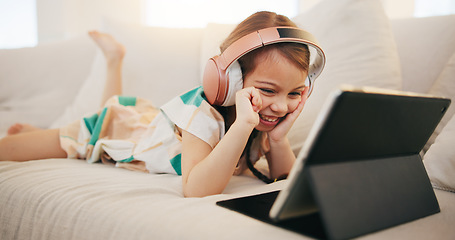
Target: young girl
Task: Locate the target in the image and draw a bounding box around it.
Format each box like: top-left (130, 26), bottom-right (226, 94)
top-left (0, 11), bottom-right (324, 197)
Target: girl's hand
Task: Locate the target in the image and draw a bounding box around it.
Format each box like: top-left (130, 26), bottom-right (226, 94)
top-left (235, 87), bottom-right (262, 129)
top-left (268, 86), bottom-right (309, 142)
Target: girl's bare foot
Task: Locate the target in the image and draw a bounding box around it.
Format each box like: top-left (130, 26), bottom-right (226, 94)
top-left (88, 30), bottom-right (126, 64)
top-left (7, 123), bottom-right (42, 136)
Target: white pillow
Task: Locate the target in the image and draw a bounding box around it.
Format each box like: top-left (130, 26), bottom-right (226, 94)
top-left (288, 0), bottom-right (402, 154)
top-left (391, 15), bottom-right (455, 94)
top-left (424, 51), bottom-right (455, 151)
top-left (424, 115), bottom-right (455, 193)
top-left (0, 36), bottom-right (96, 133)
top-left (51, 19), bottom-right (204, 127)
top-left (50, 51), bottom-right (107, 128)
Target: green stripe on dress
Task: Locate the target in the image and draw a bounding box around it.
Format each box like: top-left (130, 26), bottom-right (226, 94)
top-left (169, 154), bottom-right (182, 175)
top-left (118, 155), bottom-right (135, 163)
top-left (83, 113), bottom-right (99, 135)
top-left (179, 87), bottom-right (205, 107)
top-left (88, 107), bottom-right (108, 146)
top-left (118, 96), bottom-right (137, 106)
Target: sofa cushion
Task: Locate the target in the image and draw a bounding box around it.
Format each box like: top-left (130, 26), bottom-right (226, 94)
top-left (424, 51), bottom-right (455, 151)
top-left (391, 15), bottom-right (455, 94)
top-left (287, 0), bottom-right (402, 154)
top-left (424, 114), bottom-right (455, 193)
top-left (51, 19), bottom-right (204, 127)
top-left (0, 36), bottom-right (96, 133)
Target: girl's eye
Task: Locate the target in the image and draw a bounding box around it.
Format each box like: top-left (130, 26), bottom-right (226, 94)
top-left (289, 91), bottom-right (302, 97)
top-left (259, 88), bottom-right (275, 94)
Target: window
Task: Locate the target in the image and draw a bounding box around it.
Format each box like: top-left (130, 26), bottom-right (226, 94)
top-left (414, 0), bottom-right (455, 17)
top-left (143, 0), bottom-right (299, 28)
top-left (0, 0), bottom-right (37, 49)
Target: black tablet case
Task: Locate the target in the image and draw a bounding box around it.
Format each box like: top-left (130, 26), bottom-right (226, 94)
top-left (217, 91), bottom-right (450, 240)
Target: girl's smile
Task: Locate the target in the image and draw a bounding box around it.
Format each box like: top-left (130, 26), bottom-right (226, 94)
top-left (259, 113), bottom-right (281, 127)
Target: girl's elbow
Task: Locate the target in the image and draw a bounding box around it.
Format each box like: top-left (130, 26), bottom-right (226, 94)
top-left (182, 182), bottom-right (222, 198)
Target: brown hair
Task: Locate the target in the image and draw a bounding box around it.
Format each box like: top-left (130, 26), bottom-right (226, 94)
top-left (220, 11), bottom-right (310, 79)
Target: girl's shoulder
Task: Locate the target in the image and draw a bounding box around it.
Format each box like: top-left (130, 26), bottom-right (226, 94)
top-left (161, 86), bottom-right (226, 148)
top-left (176, 86), bottom-right (207, 108)
top-left (161, 86), bottom-right (222, 118)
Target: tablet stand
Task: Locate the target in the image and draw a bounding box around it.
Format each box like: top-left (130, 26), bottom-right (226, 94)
top-left (306, 153), bottom-right (440, 240)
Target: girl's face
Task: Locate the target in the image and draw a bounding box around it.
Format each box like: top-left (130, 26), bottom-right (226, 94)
top-left (243, 50), bottom-right (307, 132)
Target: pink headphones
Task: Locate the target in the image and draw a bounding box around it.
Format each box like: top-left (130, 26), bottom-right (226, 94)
top-left (202, 26), bottom-right (326, 106)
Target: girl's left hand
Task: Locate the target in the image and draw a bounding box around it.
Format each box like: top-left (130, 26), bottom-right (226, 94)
top-left (268, 87), bottom-right (309, 142)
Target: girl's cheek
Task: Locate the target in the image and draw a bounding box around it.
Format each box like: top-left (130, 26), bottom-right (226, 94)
top-left (289, 99), bottom-right (300, 113)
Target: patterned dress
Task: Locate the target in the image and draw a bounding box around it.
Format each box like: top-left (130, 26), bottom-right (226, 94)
top-left (59, 86), bottom-right (268, 175)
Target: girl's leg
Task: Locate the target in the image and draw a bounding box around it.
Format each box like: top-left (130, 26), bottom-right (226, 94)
top-left (5, 31), bottom-right (127, 136)
top-left (88, 31), bottom-right (126, 106)
top-left (0, 129), bottom-right (67, 161)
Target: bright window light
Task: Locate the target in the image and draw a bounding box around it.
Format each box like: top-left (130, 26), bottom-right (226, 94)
top-left (0, 0), bottom-right (37, 49)
top-left (414, 0), bottom-right (455, 17)
top-left (144, 0), bottom-right (299, 28)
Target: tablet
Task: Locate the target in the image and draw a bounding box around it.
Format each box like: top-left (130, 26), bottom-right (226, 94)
top-left (269, 86), bottom-right (450, 221)
top-left (217, 86), bottom-right (450, 238)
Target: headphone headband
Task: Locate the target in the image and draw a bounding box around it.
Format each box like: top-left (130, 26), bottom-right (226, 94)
top-left (203, 26), bottom-right (326, 106)
top-left (219, 27), bottom-right (322, 70)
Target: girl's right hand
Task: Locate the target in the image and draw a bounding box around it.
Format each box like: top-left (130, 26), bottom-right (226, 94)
top-left (234, 87), bottom-right (262, 129)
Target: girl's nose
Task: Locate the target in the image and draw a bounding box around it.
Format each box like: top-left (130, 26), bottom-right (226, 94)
top-left (270, 97), bottom-right (288, 113)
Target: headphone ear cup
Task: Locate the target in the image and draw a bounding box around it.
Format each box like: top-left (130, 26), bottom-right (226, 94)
top-left (222, 61), bottom-right (243, 106)
top-left (203, 57), bottom-right (227, 105)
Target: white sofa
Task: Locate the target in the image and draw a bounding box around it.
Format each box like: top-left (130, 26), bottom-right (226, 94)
top-left (1, 0), bottom-right (454, 239)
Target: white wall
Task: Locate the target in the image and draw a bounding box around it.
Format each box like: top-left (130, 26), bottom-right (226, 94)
top-left (299, 0), bottom-right (415, 18)
top-left (37, 0), bottom-right (142, 43)
top-left (36, 0), bottom-right (416, 44)
top-left (299, 0), bottom-right (321, 12)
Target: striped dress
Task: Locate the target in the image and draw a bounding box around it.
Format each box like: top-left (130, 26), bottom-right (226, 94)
top-left (59, 86), bottom-right (268, 175)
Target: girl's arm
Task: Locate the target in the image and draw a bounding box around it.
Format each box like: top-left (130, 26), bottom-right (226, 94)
top-left (265, 87), bottom-right (309, 180)
top-left (265, 135), bottom-right (296, 180)
top-left (181, 121), bottom-right (252, 197)
top-left (181, 87), bottom-right (262, 197)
